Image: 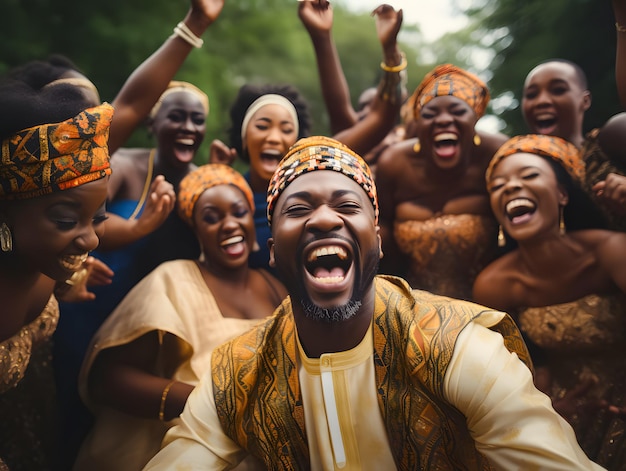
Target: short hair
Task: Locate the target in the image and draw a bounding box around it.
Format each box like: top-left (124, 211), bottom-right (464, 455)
top-left (227, 83), bottom-right (311, 162)
top-left (536, 58), bottom-right (588, 90)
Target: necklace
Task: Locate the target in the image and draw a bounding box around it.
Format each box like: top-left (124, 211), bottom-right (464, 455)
top-left (128, 149), bottom-right (156, 220)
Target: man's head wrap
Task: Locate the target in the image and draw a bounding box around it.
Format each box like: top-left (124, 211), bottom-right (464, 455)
top-left (0, 103), bottom-right (113, 200)
top-left (267, 136), bottom-right (378, 225)
top-left (149, 81), bottom-right (209, 119)
top-left (409, 64), bottom-right (490, 121)
top-left (486, 134), bottom-right (585, 185)
top-left (177, 163), bottom-right (254, 227)
top-left (240, 94), bottom-right (299, 145)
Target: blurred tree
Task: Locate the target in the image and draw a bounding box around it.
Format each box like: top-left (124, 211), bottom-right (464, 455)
top-left (459, 0), bottom-right (621, 136)
top-left (0, 0), bottom-right (423, 164)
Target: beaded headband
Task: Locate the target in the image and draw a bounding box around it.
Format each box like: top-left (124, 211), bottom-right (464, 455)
top-left (267, 136), bottom-right (378, 225)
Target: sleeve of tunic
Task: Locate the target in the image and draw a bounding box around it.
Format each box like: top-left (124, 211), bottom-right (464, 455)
top-left (443, 321), bottom-right (606, 471)
top-left (142, 365), bottom-right (247, 471)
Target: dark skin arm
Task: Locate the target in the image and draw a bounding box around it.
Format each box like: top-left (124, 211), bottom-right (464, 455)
top-left (613, 0), bottom-right (626, 108)
top-left (332, 4), bottom-right (405, 157)
top-left (107, 0), bottom-right (224, 154)
top-left (89, 331), bottom-right (194, 421)
top-left (98, 175), bottom-right (176, 251)
top-left (298, 0), bottom-right (357, 134)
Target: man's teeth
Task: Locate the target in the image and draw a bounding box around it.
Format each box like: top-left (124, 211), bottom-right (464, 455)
top-left (313, 275), bottom-right (345, 284)
top-left (307, 245), bottom-right (348, 262)
top-left (221, 235), bottom-right (243, 247)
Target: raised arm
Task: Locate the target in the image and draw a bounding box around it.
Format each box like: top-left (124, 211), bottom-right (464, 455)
top-left (614, 0), bottom-right (626, 108)
top-left (333, 4), bottom-right (406, 157)
top-left (298, 0), bottom-right (358, 134)
top-left (107, 0), bottom-right (224, 154)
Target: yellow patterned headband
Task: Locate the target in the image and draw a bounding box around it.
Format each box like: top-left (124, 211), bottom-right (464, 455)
top-left (0, 103), bottom-right (113, 200)
top-left (149, 80), bottom-right (209, 118)
top-left (267, 136), bottom-right (378, 225)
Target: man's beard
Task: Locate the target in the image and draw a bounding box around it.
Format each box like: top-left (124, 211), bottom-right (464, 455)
top-left (300, 298), bottom-right (363, 323)
top-left (296, 244), bottom-right (380, 324)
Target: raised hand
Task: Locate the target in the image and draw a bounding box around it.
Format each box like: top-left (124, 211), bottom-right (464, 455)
top-left (135, 175), bottom-right (177, 237)
top-left (298, 0), bottom-right (333, 37)
top-left (372, 4), bottom-right (403, 53)
top-left (189, 0), bottom-right (225, 28)
top-left (592, 172), bottom-right (626, 217)
top-left (209, 139), bottom-right (237, 166)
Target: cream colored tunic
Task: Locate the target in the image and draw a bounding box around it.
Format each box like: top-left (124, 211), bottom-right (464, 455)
top-left (74, 260), bottom-right (263, 471)
top-left (144, 318), bottom-right (604, 470)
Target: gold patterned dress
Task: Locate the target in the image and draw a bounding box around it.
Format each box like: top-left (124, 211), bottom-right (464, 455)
top-left (394, 213), bottom-right (498, 300)
top-left (518, 293), bottom-right (626, 469)
top-left (0, 296), bottom-right (60, 471)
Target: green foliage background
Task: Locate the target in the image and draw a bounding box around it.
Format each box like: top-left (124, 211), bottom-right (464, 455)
top-left (0, 0), bottom-right (425, 163)
top-left (0, 0), bottom-right (620, 158)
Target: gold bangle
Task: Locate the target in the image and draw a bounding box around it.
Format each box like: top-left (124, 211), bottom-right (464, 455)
top-left (380, 52), bottom-right (407, 73)
top-left (159, 380), bottom-right (176, 421)
top-left (616, 22), bottom-right (626, 33)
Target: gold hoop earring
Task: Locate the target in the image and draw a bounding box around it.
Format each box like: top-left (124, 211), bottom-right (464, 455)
top-left (473, 134), bottom-right (481, 146)
top-left (559, 206), bottom-right (566, 236)
top-left (413, 138), bottom-right (421, 154)
top-left (497, 225), bottom-right (506, 247)
top-left (1, 222), bottom-right (13, 252)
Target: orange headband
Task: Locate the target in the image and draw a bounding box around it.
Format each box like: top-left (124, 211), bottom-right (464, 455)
top-left (486, 134), bottom-right (585, 184)
top-left (267, 136), bottom-right (378, 225)
top-left (0, 103), bottom-right (113, 200)
top-left (177, 163), bottom-right (254, 227)
top-left (410, 64), bottom-right (490, 119)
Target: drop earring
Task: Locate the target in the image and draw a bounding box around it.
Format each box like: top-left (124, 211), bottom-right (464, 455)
top-left (559, 206), bottom-right (566, 236)
top-left (497, 225), bottom-right (506, 247)
top-left (1, 222), bottom-right (13, 252)
top-left (473, 134), bottom-right (481, 146)
top-left (413, 138), bottom-right (421, 154)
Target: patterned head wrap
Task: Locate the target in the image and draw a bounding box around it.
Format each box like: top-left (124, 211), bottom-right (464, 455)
top-left (410, 64), bottom-right (490, 120)
top-left (241, 94), bottom-right (299, 145)
top-left (149, 81), bottom-right (209, 119)
top-left (486, 134), bottom-right (585, 184)
top-left (0, 103), bottom-right (113, 200)
top-left (177, 163), bottom-right (254, 227)
top-left (267, 136), bottom-right (378, 225)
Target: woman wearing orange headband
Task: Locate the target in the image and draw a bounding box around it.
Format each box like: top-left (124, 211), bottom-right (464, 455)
top-left (474, 134), bottom-right (626, 469)
top-left (375, 64), bottom-right (509, 301)
top-left (74, 164), bottom-right (285, 471)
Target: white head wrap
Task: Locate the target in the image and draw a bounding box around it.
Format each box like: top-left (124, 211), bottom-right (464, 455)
top-left (240, 94), bottom-right (299, 145)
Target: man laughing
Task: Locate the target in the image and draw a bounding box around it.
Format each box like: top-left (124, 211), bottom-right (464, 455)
top-left (144, 136), bottom-right (603, 470)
